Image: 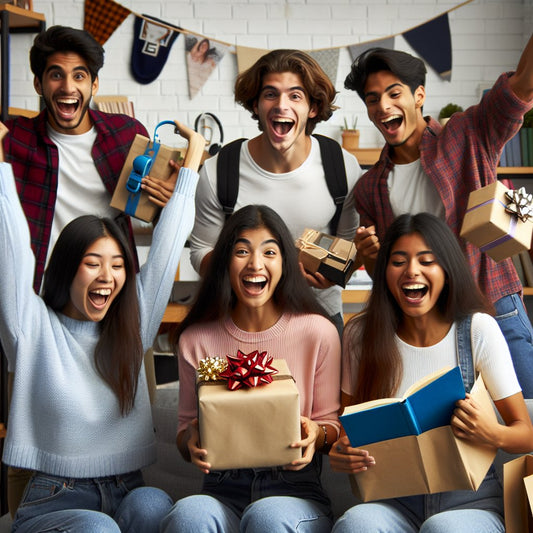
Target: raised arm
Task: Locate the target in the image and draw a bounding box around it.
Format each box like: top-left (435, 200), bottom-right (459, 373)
top-left (510, 33), bottom-right (533, 102)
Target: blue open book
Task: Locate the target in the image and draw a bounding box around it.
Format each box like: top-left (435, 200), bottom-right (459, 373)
top-left (340, 366), bottom-right (466, 447)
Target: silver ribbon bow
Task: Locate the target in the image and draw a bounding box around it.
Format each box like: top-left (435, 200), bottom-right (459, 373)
top-left (505, 187), bottom-right (533, 222)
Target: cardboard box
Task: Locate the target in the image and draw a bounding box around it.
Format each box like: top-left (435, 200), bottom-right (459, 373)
top-left (349, 375), bottom-right (498, 501)
top-left (198, 359), bottom-right (301, 470)
top-left (460, 181), bottom-right (533, 262)
top-left (504, 454), bottom-right (533, 533)
top-left (110, 134), bottom-right (185, 222)
top-left (295, 228), bottom-right (357, 287)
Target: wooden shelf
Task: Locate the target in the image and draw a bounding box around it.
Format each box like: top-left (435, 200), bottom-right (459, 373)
top-left (345, 147), bottom-right (382, 167)
top-left (497, 167), bottom-right (533, 175)
top-left (0, 4), bottom-right (44, 30)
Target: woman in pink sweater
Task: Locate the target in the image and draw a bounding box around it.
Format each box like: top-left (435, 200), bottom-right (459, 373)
top-left (161, 204), bottom-right (341, 533)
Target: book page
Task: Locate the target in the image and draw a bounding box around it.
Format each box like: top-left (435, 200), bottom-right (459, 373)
top-left (403, 366), bottom-right (452, 397)
top-left (342, 397), bottom-right (401, 415)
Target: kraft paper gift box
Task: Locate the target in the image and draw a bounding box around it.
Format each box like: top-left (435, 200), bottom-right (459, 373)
top-left (460, 182), bottom-right (533, 262)
top-left (295, 228), bottom-right (357, 287)
top-left (504, 454), bottom-right (533, 533)
top-left (197, 355), bottom-right (301, 470)
top-left (110, 125), bottom-right (186, 222)
top-left (347, 375), bottom-right (497, 502)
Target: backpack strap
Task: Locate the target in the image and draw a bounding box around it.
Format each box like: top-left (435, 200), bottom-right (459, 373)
top-left (216, 138), bottom-right (246, 220)
top-left (456, 315), bottom-right (475, 393)
top-left (313, 134), bottom-right (348, 235)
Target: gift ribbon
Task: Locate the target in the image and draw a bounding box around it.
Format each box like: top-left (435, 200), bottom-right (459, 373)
top-left (296, 236), bottom-right (346, 265)
top-left (125, 120), bottom-right (179, 216)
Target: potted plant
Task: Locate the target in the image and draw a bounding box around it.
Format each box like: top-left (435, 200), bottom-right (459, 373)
top-left (341, 116), bottom-right (359, 150)
top-left (438, 103), bottom-right (463, 126)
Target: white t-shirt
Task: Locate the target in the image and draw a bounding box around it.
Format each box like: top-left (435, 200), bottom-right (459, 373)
top-left (388, 158), bottom-right (444, 219)
top-left (46, 126), bottom-right (119, 268)
top-left (189, 137), bottom-right (363, 316)
top-left (342, 313), bottom-right (521, 402)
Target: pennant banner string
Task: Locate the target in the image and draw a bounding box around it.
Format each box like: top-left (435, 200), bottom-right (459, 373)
top-left (96, 0), bottom-right (475, 55)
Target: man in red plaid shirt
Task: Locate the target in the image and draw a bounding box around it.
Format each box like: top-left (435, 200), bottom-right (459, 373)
top-left (2, 26), bottom-right (172, 293)
top-left (347, 34), bottom-right (533, 397)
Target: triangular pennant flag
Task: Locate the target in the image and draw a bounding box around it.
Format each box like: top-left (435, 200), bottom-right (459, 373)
top-left (403, 13), bottom-right (452, 81)
top-left (236, 45), bottom-right (269, 74)
top-left (348, 37), bottom-right (395, 63)
top-left (185, 35), bottom-right (230, 99)
top-left (307, 49), bottom-right (340, 85)
top-left (130, 15), bottom-right (181, 85)
top-left (84, 0), bottom-right (131, 46)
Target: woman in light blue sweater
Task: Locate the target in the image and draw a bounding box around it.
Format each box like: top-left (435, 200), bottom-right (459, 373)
top-left (0, 121), bottom-right (202, 532)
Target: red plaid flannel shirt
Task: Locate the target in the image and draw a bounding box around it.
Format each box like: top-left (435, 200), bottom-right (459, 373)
top-left (355, 72), bottom-right (529, 304)
top-left (3, 109), bottom-right (148, 292)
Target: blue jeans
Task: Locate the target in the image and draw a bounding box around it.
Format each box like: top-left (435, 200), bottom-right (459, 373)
top-left (494, 293), bottom-right (533, 398)
top-left (12, 470), bottom-right (173, 533)
top-left (161, 457), bottom-right (332, 533)
top-left (332, 468), bottom-right (503, 533)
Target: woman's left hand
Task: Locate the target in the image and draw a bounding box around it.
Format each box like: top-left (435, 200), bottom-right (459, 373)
top-left (451, 393), bottom-right (499, 446)
top-left (284, 416), bottom-right (320, 471)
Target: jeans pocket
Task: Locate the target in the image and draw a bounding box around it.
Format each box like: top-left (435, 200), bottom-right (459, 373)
top-left (18, 474), bottom-right (69, 508)
top-left (495, 308), bottom-right (519, 321)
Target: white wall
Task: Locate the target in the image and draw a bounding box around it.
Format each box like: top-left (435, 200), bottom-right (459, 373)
top-left (9, 0), bottom-right (532, 150)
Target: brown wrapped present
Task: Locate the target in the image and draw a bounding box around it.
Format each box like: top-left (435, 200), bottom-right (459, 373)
top-left (460, 182), bottom-right (533, 262)
top-left (197, 354), bottom-right (301, 470)
top-left (295, 228), bottom-right (357, 287)
top-left (110, 121), bottom-right (186, 222)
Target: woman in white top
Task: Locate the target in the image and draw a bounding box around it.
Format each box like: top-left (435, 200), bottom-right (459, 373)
top-left (330, 212), bottom-right (533, 533)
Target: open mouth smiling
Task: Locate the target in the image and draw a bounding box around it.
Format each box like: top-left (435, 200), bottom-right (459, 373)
top-left (402, 283), bottom-right (428, 300)
top-left (56, 97), bottom-right (80, 115)
top-left (381, 114), bottom-right (403, 133)
top-left (88, 288), bottom-right (111, 306)
top-left (243, 275), bottom-right (268, 292)
top-left (271, 118), bottom-right (294, 136)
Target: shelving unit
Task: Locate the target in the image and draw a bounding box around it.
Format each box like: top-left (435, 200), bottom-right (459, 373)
top-left (0, 4), bottom-right (45, 122)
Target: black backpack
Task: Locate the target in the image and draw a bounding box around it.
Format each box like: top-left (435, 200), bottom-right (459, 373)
top-left (216, 134), bottom-right (348, 235)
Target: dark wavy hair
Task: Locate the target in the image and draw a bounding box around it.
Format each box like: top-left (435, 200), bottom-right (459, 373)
top-left (172, 204), bottom-right (328, 344)
top-left (30, 25), bottom-right (104, 82)
top-left (345, 213), bottom-right (493, 403)
top-left (234, 49), bottom-right (338, 135)
top-left (42, 215), bottom-right (142, 415)
top-left (344, 47), bottom-right (427, 101)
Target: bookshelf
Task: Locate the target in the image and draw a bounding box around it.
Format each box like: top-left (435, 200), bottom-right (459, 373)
top-left (0, 5), bottom-right (45, 122)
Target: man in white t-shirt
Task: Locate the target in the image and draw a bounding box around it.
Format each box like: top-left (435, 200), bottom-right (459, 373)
top-left (189, 49), bottom-right (363, 331)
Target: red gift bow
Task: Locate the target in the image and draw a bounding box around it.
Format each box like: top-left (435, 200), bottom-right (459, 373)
top-left (218, 350), bottom-right (278, 390)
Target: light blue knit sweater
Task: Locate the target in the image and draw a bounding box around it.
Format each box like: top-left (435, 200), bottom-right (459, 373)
top-left (0, 162), bottom-right (198, 478)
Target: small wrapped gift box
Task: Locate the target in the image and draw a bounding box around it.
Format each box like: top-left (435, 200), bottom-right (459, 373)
top-left (197, 353), bottom-right (301, 470)
top-left (110, 120), bottom-right (186, 222)
top-left (460, 182), bottom-right (533, 262)
top-left (295, 228), bottom-right (357, 287)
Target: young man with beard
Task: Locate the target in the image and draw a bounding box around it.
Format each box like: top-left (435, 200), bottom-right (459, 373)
top-left (189, 49), bottom-right (363, 331)
top-left (348, 35), bottom-right (533, 396)
top-left (3, 25), bottom-right (172, 293)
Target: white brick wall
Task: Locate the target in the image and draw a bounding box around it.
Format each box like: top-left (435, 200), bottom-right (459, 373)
top-left (8, 0), bottom-right (531, 150)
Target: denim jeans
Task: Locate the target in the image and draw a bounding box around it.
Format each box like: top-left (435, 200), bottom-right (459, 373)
top-left (161, 456), bottom-right (332, 533)
top-left (494, 292), bottom-right (533, 398)
top-left (332, 468), bottom-right (504, 533)
top-left (12, 470), bottom-right (173, 533)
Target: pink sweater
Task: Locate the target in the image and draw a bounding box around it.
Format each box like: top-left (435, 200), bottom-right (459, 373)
top-left (177, 313), bottom-right (341, 436)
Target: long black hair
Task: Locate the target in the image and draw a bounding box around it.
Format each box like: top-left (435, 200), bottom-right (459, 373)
top-left (172, 204), bottom-right (328, 343)
top-left (42, 215), bottom-right (142, 415)
top-left (345, 213), bottom-right (493, 403)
